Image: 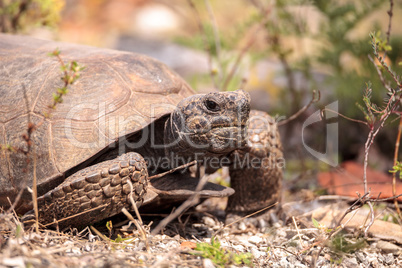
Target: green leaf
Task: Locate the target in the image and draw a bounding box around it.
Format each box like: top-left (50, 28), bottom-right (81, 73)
top-left (312, 218), bottom-right (320, 229)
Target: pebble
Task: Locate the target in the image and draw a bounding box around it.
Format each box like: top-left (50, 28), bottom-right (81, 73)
top-left (250, 247), bottom-right (266, 258)
top-left (384, 253), bottom-right (395, 265)
top-left (238, 222), bottom-right (247, 231)
top-left (376, 240), bottom-right (402, 254)
top-left (203, 216), bottom-right (215, 227)
top-left (203, 258), bottom-right (215, 268)
top-left (231, 244), bottom-right (244, 252)
top-left (343, 257), bottom-right (358, 266)
top-left (248, 235), bottom-right (263, 245)
top-left (355, 252), bottom-right (365, 263)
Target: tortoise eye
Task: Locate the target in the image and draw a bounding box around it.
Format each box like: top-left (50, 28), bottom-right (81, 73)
top-left (205, 99), bottom-right (220, 111)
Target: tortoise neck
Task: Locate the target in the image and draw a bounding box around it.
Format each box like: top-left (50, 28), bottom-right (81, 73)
top-left (163, 112), bottom-right (198, 169)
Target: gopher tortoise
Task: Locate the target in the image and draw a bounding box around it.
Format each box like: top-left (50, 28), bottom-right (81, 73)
top-left (0, 34), bottom-right (283, 228)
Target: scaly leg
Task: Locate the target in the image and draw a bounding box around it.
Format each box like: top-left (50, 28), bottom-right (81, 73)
top-left (227, 110), bottom-right (284, 218)
top-left (23, 152), bottom-right (148, 228)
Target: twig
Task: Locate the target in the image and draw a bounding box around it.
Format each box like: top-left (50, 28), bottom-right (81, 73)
top-left (384, 0), bottom-right (394, 59)
top-left (126, 180), bottom-right (144, 226)
top-left (368, 55), bottom-right (391, 92)
top-left (371, 193), bottom-right (402, 202)
top-left (150, 175), bottom-right (210, 236)
top-left (322, 108), bottom-right (368, 126)
top-left (364, 201), bottom-right (375, 236)
top-left (292, 216), bottom-right (305, 248)
top-left (120, 208), bottom-right (148, 247)
top-left (89, 225), bottom-right (109, 242)
top-left (148, 160), bottom-right (197, 180)
top-left (42, 204), bottom-right (108, 227)
top-left (311, 192), bottom-right (369, 266)
top-left (392, 117), bottom-right (402, 218)
top-left (214, 202), bottom-right (278, 236)
top-left (221, 11), bottom-right (271, 91)
top-left (278, 90), bottom-right (320, 126)
top-left (204, 0), bottom-right (222, 81)
top-left (32, 149), bottom-right (39, 233)
top-left (187, 0), bottom-right (218, 89)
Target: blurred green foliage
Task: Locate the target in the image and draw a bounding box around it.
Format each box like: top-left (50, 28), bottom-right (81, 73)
top-left (176, 0), bottom-right (402, 119)
top-left (0, 0), bottom-right (64, 33)
top-left (175, 0), bottom-right (402, 165)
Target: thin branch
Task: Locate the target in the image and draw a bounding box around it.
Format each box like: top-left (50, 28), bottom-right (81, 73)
top-left (384, 0), bottom-right (394, 59)
top-left (42, 204), bottom-right (109, 227)
top-left (204, 0), bottom-right (222, 81)
top-left (278, 90), bottom-right (320, 126)
top-left (392, 117), bottom-right (402, 218)
top-left (187, 0), bottom-right (218, 89)
top-left (221, 11), bottom-right (271, 91)
top-left (368, 55), bottom-right (391, 92)
top-left (371, 193), bottom-right (402, 202)
top-left (149, 160), bottom-right (197, 180)
top-left (213, 202), bottom-right (278, 236)
top-left (312, 192), bottom-right (370, 265)
top-left (150, 175), bottom-right (210, 235)
top-left (321, 108), bottom-right (368, 126)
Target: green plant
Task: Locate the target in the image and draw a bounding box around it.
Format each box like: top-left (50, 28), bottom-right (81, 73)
top-left (0, 0), bottom-right (64, 33)
top-left (389, 161), bottom-right (402, 179)
top-left (193, 237), bottom-right (253, 267)
top-left (47, 49), bottom-right (85, 110)
top-left (329, 232), bottom-right (367, 253)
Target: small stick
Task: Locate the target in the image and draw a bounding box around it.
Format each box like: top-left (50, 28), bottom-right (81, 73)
top-left (121, 207), bottom-right (149, 251)
top-left (127, 180), bottom-right (143, 225)
top-left (214, 202), bottom-right (278, 236)
top-left (148, 160), bottom-right (197, 180)
top-left (278, 90), bottom-right (320, 126)
top-left (391, 117), bottom-right (402, 218)
top-left (32, 149), bottom-right (39, 233)
top-left (42, 204), bottom-right (108, 227)
top-left (292, 216), bottom-right (304, 248)
top-left (204, 0), bottom-right (223, 82)
top-left (384, 0), bottom-right (394, 59)
top-left (151, 175), bottom-right (210, 236)
top-left (89, 225), bottom-right (109, 242)
top-left (187, 0), bottom-right (218, 89)
top-left (221, 13), bottom-right (271, 91)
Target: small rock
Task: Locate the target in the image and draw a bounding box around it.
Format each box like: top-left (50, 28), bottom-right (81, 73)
top-left (238, 222), bottom-right (247, 231)
top-left (376, 240), bottom-right (402, 254)
top-left (203, 216), bottom-right (215, 227)
top-left (279, 256), bottom-right (289, 267)
top-left (138, 254), bottom-right (147, 262)
top-left (203, 258), bottom-right (215, 268)
top-left (232, 244), bottom-right (245, 252)
top-left (383, 253), bottom-right (395, 265)
top-left (355, 252), bottom-right (365, 263)
top-left (250, 247), bottom-right (266, 258)
top-left (343, 257), bottom-right (358, 266)
top-left (276, 229), bottom-right (287, 238)
top-left (2, 257), bottom-right (25, 267)
top-left (248, 235), bottom-right (263, 245)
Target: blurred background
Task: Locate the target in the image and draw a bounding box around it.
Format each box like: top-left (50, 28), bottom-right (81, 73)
top-left (1, 0), bottom-right (402, 200)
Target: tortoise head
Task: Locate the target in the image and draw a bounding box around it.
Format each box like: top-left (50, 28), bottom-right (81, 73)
top-left (164, 89), bottom-right (250, 162)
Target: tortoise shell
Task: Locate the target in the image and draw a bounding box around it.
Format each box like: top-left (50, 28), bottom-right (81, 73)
top-left (0, 34), bottom-right (194, 206)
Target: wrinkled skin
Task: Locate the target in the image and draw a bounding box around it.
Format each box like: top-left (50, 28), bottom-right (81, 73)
top-left (164, 90), bottom-right (250, 166)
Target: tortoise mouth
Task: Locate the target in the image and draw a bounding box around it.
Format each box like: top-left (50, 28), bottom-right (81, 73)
top-left (187, 125), bottom-right (247, 154)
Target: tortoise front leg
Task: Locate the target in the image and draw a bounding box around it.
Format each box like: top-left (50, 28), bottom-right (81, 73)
top-left (23, 152), bottom-right (148, 228)
top-left (227, 110), bottom-right (284, 217)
